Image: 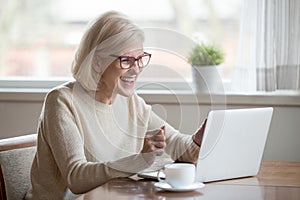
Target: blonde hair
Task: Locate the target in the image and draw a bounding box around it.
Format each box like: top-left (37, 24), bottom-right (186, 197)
top-left (72, 11), bottom-right (144, 91)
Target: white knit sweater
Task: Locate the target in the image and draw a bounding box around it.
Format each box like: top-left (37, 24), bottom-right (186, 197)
top-left (25, 81), bottom-right (199, 199)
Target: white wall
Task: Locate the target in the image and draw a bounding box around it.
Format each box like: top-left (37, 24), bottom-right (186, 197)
top-left (0, 101), bottom-right (42, 137)
top-left (1, 92), bottom-right (300, 161)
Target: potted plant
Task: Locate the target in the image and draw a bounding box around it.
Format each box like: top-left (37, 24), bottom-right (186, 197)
top-left (187, 42), bottom-right (225, 93)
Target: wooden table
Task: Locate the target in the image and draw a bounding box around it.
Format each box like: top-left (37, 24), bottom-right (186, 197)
top-left (76, 161), bottom-right (300, 200)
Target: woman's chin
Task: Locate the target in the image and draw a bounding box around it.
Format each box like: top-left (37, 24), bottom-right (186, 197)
top-left (117, 84), bottom-right (135, 97)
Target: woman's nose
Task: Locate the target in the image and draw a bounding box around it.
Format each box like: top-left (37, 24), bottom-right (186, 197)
top-left (130, 62), bottom-right (141, 74)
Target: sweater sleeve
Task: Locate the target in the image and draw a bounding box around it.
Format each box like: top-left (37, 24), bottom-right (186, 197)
top-left (40, 89), bottom-right (150, 194)
top-left (148, 110), bottom-right (200, 163)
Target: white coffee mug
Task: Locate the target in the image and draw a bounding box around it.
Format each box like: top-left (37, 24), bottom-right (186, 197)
top-left (157, 163), bottom-right (196, 188)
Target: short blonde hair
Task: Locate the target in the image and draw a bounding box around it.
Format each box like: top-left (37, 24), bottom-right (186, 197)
top-left (72, 11), bottom-right (144, 91)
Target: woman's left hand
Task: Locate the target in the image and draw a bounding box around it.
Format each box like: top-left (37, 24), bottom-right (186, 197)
top-left (193, 118), bottom-right (207, 146)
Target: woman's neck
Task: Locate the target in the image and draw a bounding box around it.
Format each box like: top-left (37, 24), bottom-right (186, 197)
top-left (92, 85), bottom-right (117, 105)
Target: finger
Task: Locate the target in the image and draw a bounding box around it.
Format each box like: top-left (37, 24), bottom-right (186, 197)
top-left (153, 140), bottom-right (166, 148)
top-left (196, 118), bottom-right (207, 134)
top-left (152, 133), bottom-right (165, 142)
top-left (201, 118), bottom-right (207, 128)
top-left (146, 125), bottom-right (166, 137)
top-left (148, 139), bottom-right (165, 150)
top-left (147, 129), bottom-right (165, 140)
top-left (161, 125), bottom-right (166, 135)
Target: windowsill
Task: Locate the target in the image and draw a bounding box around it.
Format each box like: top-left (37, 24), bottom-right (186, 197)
top-left (1, 87), bottom-right (299, 106)
top-left (139, 89), bottom-right (300, 106)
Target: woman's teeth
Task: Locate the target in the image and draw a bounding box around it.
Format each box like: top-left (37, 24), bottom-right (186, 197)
top-left (120, 76), bottom-right (135, 82)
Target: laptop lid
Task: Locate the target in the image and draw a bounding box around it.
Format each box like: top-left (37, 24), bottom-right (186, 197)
top-left (195, 107), bottom-right (273, 183)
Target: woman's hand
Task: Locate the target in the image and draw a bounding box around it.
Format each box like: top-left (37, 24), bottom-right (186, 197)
top-left (141, 126), bottom-right (166, 156)
top-left (193, 118), bottom-right (207, 147)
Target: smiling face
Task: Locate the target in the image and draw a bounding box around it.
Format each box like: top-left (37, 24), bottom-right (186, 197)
top-left (99, 48), bottom-right (145, 100)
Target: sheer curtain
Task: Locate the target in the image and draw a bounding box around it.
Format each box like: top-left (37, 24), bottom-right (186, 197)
top-left (232, 0), bottom-right (300, 92)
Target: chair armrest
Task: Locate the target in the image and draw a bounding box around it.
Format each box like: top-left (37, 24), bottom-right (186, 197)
top-left (0, 134), bottom-right (37, 152)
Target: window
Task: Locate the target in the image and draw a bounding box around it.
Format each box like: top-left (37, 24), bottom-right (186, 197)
top-left (0, 0), bottom-right (241, 88)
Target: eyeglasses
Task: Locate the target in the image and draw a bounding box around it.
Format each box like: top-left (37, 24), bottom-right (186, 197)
top-left (110, 52), bottom-right (151, 69)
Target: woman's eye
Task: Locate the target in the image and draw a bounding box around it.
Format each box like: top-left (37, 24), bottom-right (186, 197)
top-left (121, 58), bottom-right (130, 63)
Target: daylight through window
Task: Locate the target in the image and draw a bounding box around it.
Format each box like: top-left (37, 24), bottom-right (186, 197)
top-left (0, 0), bottom-right (241, 83)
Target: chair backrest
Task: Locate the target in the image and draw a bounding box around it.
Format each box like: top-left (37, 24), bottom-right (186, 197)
top-left (0, 134), bottom-right (37, 200)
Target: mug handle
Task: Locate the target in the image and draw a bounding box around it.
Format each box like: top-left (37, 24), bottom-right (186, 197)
top-left (157, 169), bottom-right (164, 182)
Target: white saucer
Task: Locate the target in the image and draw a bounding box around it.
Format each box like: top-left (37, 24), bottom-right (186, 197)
top-left (154, 182), bottom-right (205, 192)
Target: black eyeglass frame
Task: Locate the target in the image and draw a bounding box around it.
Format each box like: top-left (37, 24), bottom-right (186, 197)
top-left (110, 52), bottom-right (152, 69)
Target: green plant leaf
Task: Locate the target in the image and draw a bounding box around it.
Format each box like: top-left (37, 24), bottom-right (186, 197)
top-left (188, 42), bottom-right (225, 67)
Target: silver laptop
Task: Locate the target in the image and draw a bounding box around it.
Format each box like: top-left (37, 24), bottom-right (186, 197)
top-left (138, 107), bottom-right (273, 182)
top-left (195, 107), bottom-right (273, 182)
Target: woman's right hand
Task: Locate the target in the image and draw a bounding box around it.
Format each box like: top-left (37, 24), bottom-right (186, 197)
top-left (141, 126), bottom-right (166, 157)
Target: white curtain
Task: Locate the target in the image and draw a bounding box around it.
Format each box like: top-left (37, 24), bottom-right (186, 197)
top-left (232, 0), bottom-right (300, 92)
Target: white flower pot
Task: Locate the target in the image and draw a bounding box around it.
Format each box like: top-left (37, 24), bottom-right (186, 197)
top-left (192, 65), bottom-right (224, 94)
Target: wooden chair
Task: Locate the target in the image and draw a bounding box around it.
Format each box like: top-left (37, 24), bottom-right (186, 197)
top-left (0, 134), bottom-right (37, 200)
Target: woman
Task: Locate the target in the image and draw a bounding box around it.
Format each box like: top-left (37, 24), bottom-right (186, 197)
top-left (25, 11), bottom-right (206, 199)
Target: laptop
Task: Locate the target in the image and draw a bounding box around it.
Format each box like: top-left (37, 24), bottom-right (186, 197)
top-left (195, 107), bottom-right (273, 182)
top-left (138, 107), bottom-right (273, 183)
